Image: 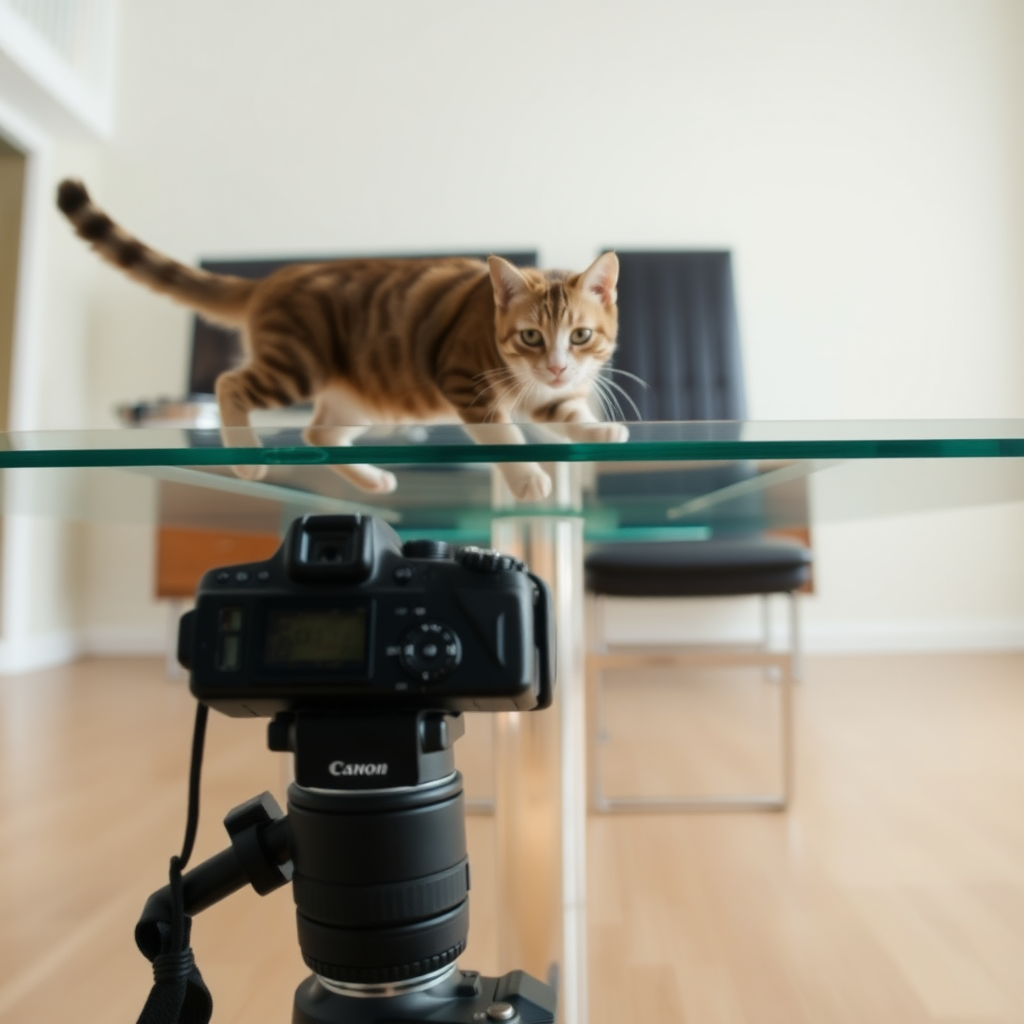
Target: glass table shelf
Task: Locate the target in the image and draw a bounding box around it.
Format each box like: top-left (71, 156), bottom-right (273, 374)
top-left (4, 419), bottom-right (1023, 1024)
top-left (3, 418), bottom-right (1024, 466)
top-left (4, 422), bottom-right (1024, 548)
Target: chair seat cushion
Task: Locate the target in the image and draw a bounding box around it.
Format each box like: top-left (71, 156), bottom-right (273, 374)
top-left (585, 537), bottom-right (812, 597)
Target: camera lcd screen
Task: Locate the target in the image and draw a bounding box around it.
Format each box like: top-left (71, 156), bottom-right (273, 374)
top-left (263, 607), bottom-right (367, 667)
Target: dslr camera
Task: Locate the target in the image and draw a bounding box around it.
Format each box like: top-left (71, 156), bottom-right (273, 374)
top-left (178, 513), bottom-right (554, 719)
top-left (138, 514), bottom-right (558, 1024)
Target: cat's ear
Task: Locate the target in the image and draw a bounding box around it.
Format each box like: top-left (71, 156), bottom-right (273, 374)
top-left (579, 251), bottom-right (619, 307)
top-left (488, 256), bottom-right (530, 310)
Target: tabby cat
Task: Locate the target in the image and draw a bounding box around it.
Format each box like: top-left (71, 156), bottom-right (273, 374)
top-left (57, 179), bottom-right (626, 500)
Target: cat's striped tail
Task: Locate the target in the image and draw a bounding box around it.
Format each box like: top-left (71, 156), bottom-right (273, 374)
top-left (56, 179), bottom-right (255, 326)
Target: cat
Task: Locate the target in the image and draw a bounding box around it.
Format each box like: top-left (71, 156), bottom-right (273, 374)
top-left (56, 179), bottom-right (627, 500)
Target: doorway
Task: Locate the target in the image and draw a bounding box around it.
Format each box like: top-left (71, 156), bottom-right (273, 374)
top-left (0, 134), bottom-right (26, 432)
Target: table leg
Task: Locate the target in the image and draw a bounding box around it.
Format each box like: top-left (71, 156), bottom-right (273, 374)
top-left (491, 464), bottom-right (586, 1024)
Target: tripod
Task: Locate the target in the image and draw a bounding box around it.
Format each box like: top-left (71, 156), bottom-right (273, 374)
top-left (136, 709), bottom-right (557, 1024)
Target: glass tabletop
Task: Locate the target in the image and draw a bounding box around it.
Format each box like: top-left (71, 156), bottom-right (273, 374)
top-left (2, 419), bottom-right (1024, 466)
top-left (4, 419), bottom-right (1022, 1024)
top-left (2, 420), bottom-right (1023, 538)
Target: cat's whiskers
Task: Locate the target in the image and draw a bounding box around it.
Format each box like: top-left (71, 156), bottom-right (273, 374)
top-left (589, 378), bottom-right (619, 422)
top-left (472, 365), bottom-right (517, 385)
top-left (470, 366), bottom-right (520, 409)
top-left (602, 366), bottom-right (651, 391)
top-left (587, 374), bottom-right (619, 418)
top-left (505, 376), bottom-right (537, 423)
top-left (595, 372), bottom-right (644, 420)
top-left (485, 377), bottom-right (527, 423)
top-left (591, 377), bottom-right (626, 422)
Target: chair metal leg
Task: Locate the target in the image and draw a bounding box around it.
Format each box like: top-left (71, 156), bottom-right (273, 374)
top-left (760, 592), bottom-right (771, 651)
top-left (588, 592), bottom-right (799, 813)
top-left (788, 588), bottom-right (804, 682)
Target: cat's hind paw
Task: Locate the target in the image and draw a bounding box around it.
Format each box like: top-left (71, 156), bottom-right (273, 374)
top-left (331, 464), bottom-right (398, 493)
top-left (503, 464), bottom-right (553, 502)
top-left (365, 469), bottom-right (398, 493)
top-left (232, 463), bottom-right (270, 482)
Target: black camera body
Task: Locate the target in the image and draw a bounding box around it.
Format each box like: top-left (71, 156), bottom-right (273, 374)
top-left (147, 514), bottom-right (559, 1022)
top-left (178, 514), bottom-right (554, 718)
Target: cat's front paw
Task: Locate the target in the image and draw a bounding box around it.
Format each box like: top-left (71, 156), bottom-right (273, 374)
top-left (583, 421), bottom-right (630, 443)
top-left (232, 463), bottom-right (269, 482)
top-left (503, 464), bottom-right (553, 502)
top-left (555, 421), bottom-right (630, 443)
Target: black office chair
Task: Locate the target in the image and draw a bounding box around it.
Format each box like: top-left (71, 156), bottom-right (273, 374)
top-left (585, 251), bottom-right (811, 812)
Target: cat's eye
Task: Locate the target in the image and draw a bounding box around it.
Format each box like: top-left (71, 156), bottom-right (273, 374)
top-left (570, 328), bottom-right (593, 345)
top-left (519, 329), bottom-right (544, 347)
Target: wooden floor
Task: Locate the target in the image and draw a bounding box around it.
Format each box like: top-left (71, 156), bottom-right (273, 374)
top-left (2, 653), bottom-right (1024, 1023)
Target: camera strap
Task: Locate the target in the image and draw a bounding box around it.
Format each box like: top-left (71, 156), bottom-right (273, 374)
top-left (135, 703), bottom-right (214, 1024)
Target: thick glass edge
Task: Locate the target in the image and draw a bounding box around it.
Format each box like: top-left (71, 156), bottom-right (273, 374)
top-left (3, 421), bottom-right (1024, 469)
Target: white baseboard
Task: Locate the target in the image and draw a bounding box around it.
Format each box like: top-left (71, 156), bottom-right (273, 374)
top-left (0, 630), bottom-right (83, 673)
top-left (81, 627), bottom-right (168, 657)
top-left (804, 619), bottom-right (1024, 654)
top-left (602, 598), bottom-right (1024, 656)
top-left (0, 627), bottom-right (167, 674)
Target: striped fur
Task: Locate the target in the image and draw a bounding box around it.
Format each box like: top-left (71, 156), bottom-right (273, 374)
top-left (57, 180), bottom-right (254, 327)
top-left (57, 179), bottom-right (623, 499)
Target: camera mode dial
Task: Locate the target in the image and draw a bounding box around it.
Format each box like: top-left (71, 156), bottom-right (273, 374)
top-left (399, 622), bottom-right (462, 683)
top-left (401, 539), bottom-right (452, 561)
top-left (457, 546), bottom-right (525, 574)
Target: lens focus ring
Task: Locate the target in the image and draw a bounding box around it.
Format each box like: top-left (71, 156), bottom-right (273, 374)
top-left (291, 858), bottom-right (470, 928)
top-left (288, 777), bottom-right (470, 986)
top-left (297, 903), bottom-right (469, 984)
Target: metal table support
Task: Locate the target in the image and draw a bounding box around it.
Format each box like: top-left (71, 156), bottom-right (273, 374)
top-left (491, 463), bottom-right (587, 1024)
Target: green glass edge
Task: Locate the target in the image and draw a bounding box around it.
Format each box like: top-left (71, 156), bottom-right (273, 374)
top-left (2, 437), bottom-right (1024, 470)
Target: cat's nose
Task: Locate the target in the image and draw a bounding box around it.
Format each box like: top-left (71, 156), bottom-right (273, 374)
top-left (548, 363), bottom-right (567, 379)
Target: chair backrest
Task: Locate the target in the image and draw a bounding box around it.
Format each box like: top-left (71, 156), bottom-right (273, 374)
top-left (595, 250), bottom-right (758, 524)
top-left (608, 250), bottom-right (746, 422)
top-left (186, 251), bottom-right (539, 396)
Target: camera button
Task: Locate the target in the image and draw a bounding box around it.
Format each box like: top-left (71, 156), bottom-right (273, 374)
top-left (215, 571), bottom-right (231, 583)
top-left (256, 570), bottom-right (271, 583)
top-left (402, 539), bottom-right (452, 560)
top-left (486, 1005), bottom-right (516, 1022)
top-left (398, 622), bottom-right (461, 681)
top-left (455, 971), bottom-right (481, 997)
top-left (459, 547), bottom-right (525, 574)
top-left (235, 571), bottom-right (250, 583)
top-left (393, 567), bottom-right (415, 584)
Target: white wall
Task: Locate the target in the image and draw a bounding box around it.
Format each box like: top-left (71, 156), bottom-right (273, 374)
top-left (0, 136), bottom-right (105, 669)
top-left (26, 0), bottom-right (1024, 651)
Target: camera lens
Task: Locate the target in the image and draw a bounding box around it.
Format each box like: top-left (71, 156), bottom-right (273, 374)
top-left (287, 776), bottom-right (469, 985)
